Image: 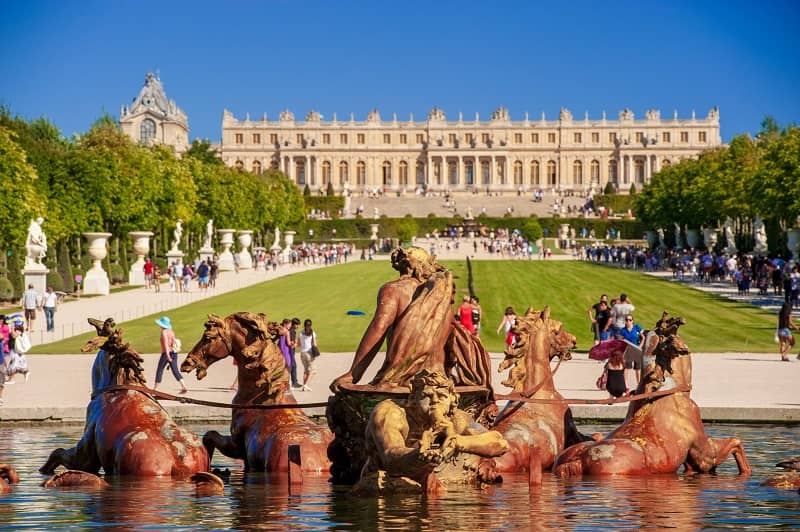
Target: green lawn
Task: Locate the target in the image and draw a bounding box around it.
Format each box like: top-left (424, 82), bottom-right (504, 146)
top-left (33, 261), bottom-right (777, 354)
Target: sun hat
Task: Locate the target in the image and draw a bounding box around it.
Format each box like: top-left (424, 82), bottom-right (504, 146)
top-left (155, 316), bottom-right (172, 329)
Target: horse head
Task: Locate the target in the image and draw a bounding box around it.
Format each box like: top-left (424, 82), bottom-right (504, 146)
top-left (229, 312), bottom-right (290, 399)
top-left (103, 329), bottom-right (147, 386)
top-left (181, 314), bottom-right (233, 380)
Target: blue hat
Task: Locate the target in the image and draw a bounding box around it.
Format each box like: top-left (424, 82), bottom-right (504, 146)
top-left (155, 316), bottom-right (172, 329)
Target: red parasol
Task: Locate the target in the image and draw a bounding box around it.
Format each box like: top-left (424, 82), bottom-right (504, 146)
top-left (588, 339), bottom-right (628, 361)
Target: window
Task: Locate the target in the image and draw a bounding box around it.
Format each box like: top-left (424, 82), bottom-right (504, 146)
top-left (608, 160), bottom-right (618, 181)
top-left (481, 161), bottom-right (490, 184)
top-left (321, 161), bottom-right (331, 185)
top-left (434, 162), bottom-right (442, 185)
top-left (357, 133), bottom-right (365, 144)
top-left (448, 160), bottom-right (458, 185)
top-left (547, 132), bottom-right (556, 143)
top-left (547, 160), bottom-right (557, 185)
top-left (609, 132), bottom-right (617, 144)
top-left (251, 160), bottom-right (262, 174)
top-left (322, 133), bottom-right (331, 144)
top-left (356, 161), bottom-right (366, 185)
top-left (296, 134), bottom-right (303, 144)
top-left (573, 160), bottom-right (583, 185)
top-left (591, 132), bottom-right (599, 143)
top-left (530, 161), bottom-right (540, 185)
top-left (481, 133), bottom-right (490, 144)
top-left (295, 160), bottom-right (306, 185)
top-left (513, 160), bottom-right (523, 185)
top-left (234, 133), bottom-right (243, 144)
top-left (635, 132), bottom-right (644, 143)
top-left (399, 161), bottom-right (408, 186)
top-left (140, 119), bottom-right (156, 143)
top-left (383, 133), bottom-right (391, 144)
top-left (399, 133), bottom-right (407, 144)
top-left (235, 160), bottom-right (244, 170)
top-left (680, 131), bottom-right (689, 142)
top-left (339, 161), bottom-right (348, 184)
top-left (590, 160), bottom-right (600, 183)
top-left (514, 133), bottom-right (523, 144)
top-left (382, 161), bottom-right (392, 185)
top-left (574, 132), bottom-right (582, 143)
top-left (466, 133), bottom-right (474, 144)
top-left (416, 162), bottom-right (425, 185)
top-left (448, 133), bottom-right (457, 144)
top-left (416, 133), bottom-right (424, 144)
top-left (465, 160), bottom-right (474, 185)
top-left (662, 158), bottom-right (671, 168)
top-left (341, 133), bottom-right (349, 144)
top-left (270, 133), bottom-right (278, 144)
top-left (531, 133), bottom-right (539, 144)
top-left (662, 132), bottom-right (670, 143)
top-left (634, 159), bottom-right (645, 183)
top-left (252, 133), bottom-right (260, 144)
top-left (497, 160), bottom-right (506, 184)
top-left (698, 131), bottom-right (707, 142)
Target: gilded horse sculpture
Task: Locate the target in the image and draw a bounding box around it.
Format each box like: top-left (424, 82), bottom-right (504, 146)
top-left (553, 316), bottom-right (752, 477)
top-left (491, 307), bottom-right (593, 473)
top-left (180, 312), bottom-right (333, 473)
top-left (0, 464), bottom-right (19, 494)
top-left (40, 323), bottom-right (209, 477)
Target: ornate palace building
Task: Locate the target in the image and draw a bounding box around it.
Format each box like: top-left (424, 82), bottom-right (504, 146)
top-left (218, 106), bottom-right (721, 194)
top-left (120, 73), bottom-right (189, 153)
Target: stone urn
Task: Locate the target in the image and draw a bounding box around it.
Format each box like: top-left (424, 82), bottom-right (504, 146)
top-left (686, 228), bottom-right (701, 250)
top-left (787, 228), bottom-right (800, 260)
top-left (128, 231), bottom-right (153, 286)
top-left (370, 224), bottom-right (380, 241)
top-left (83, 232), bottom-right (112, 295)
top-left (216, 229), bottom-right (235, 271)
top-left (237, 230), bottom-right (254, 269)
top-left (702, 227), bottom-right (719, 252)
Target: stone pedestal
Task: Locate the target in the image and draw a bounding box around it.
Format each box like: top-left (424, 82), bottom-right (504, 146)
top-left (166, 249), bottom-right (184, 272)
top-left (198, 246), bottom-right (215, 263)
top-left (282, 231), bottom-right (296, 262)
top-left (82, 232), bottom-right (112, 296)
top-left (237, 230), bottom-right (253, 269)
top-left (23, 266), bottom-right (48, 301)
top-left (128, 231), bottom-right (153, 286)
top-left (217, 229), bottom-right (235, 271)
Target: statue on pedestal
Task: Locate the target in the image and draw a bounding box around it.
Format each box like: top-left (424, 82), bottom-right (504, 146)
top-left (25, 217), bottom-right (47, 266)
top-left (271, 227), bottom-right (281, 250)
top-left (657, 227), bottom-right (665, 248)
top-left (723, 218), bottom-right (737, 254)
top-left (753, 216), bottom-right (768, 254)
top-left (203, 219), bottom-right (214, 249)
top-left (171, 219), bottom-right (183, 252)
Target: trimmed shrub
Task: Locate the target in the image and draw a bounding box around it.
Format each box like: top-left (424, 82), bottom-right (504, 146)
top-left (603, 181), bottom-right (616, 195)
top-left (0, 278), bottom-right (14, 301)
top-left (109, 263), bottom-right (125, 284)
top-left (46, 271), bottom-right (64, 291)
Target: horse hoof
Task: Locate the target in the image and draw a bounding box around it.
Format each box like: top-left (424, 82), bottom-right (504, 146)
top-left (0, 464), bottom-right (20, 485)
top-left (42, 470), bottom-right (110, 488)
top-left (190, 472), bottom-right (225, 495)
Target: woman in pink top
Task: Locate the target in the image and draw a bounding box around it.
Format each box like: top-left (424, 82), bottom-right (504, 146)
top-left (154, 316), bottom-right (187, 394)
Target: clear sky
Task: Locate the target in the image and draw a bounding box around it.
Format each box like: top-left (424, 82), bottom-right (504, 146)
top-left (1, 0), bottom-right (798, 142)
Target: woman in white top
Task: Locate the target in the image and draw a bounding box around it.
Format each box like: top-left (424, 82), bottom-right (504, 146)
top-left (298, 319), bottom-right (318, 392)
top-left (496, 306), bottom-right (517, 346)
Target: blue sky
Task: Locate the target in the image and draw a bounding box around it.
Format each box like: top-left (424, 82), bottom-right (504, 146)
top-left (1, 0), bottom-right (798, 142)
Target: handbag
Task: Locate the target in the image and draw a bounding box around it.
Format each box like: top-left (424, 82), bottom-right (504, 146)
top-left (310, 345), bottom-right (321, 358)
top-left (595, 364), bottom-right (608, 390)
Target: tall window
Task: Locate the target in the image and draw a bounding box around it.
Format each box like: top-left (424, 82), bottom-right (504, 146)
top-left (357, 133), bottom-right (365, 144)
top-left (270, 133), bottom-right (278, 144)
top-left (573, 160), bottom-right (583, 185)
top-left (465, 160), bottom-right (474, 185)
top-left (234, 133), bottom-right (243, 144)
top-left (547, 160), bottom-right (557, 185)
top-left (382, 161), bottom-right (392, 185)
top-left (680, 131), bottom-right (689, 142)
top-left (448, 160), bottom-right (458, 185)
top-left (341, 133), bottom-right (349, 144)
top-left (662, 158), bottom-right (671, 168)
top-left (590, 160), bottom-right (600, 183)
top-left (416, 133), bottom-right (424, 143)
top-left (634, 159), bottom-right (645, 183)
top-left (399, 161), bottom-right (408, 186)
top-left (466, 133), bottom-right (474, 144)
top-left (235, 160), bottom-right (244, 170)
top-left (296, 160), bottom-right (306, 185)
top-left (399, 133), bottom-right (407, 144)
top-left (481, 133), bottom-right (490, 144)
top-left (251, 160), bottom-right (262, 174)
top-left (322, 161), bottom-right (331, 185)
top-left (481, 161), bottom-right (490, 185)
top-left (662, 131), bottom-right (671, 143)
top-left (322, 133), bottom-right (331, 144)
top-left (252, 133), bottom-right (261, 144)
top-left (608, 160), bottom-right (618, 182)
top-left (140, 119), bottom-right (156, 143)
top-left (383, 133), bottom-right (391, 144)
top-left (514, 133), bottom-right (522, 144)
top-left (591, 132), bottom-right (599, 143)
top-left (448, 133), bottom-right (457, 145)
top-left (573, 132), bottom-right (582, 143)
top-left (339, 161), bottom-right (348, 184)
top-left (530, 161), bottom-right (540, 185)
top-left (635, 132), bottom-right (644, 143)
top-left (296, 134), bottom-right (304, 144)
top-left (608, 132), bottom-right (617, 144)
top-left (416, 162), bottom-right (425, 185)
top-left (434, 162), bottom-right (442, 185)
top-left (513, 160), bottom-right (523, 185)
top-left (547, 132), bottom-right (556, 143)
top-left (356, 161), bottom-right (366, 185)
top-left (698, 131), bottom-right (707, 142)
top-left (497, 160), bottom-right (506, 185)
top-left (531, 133), bottom-right (539, 144)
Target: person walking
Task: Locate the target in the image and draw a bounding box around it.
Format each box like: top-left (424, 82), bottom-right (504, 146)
top-left (777, 301), bottom-right (797, 362)
top-left (611, 293), bottom-right (635, 338)
top-left (298, 319), bottom-right (318, 391)
top-left (588, 294), bottom-right (610, 346)
top-left (288, 318), bottom-right (301, 389)
top-left (458, 295), bottom-right (476, 335)
top-left (42, 286), bottom-right (57, 332)
top-left (497, 306), bottom-right (517, 346)
top-left (618, 314), bottom-right (644, 388)
top-left (6, 324), bottom-right (31, 383)
top-left (20, 284), bottom-right (40, 332)
top-left (144, 258), bottom-right (154, 289)
top-left (153, 316), bottom-right (188, 394)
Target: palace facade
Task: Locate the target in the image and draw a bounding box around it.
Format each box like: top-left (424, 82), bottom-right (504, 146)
top-left (120, 73), bottom-right (189, 153)
top-left (218, 106), bottom-right (721, 193)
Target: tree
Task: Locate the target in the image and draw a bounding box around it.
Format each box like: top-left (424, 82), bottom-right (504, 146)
top-left (603, 181), bottom-right (616, 194)
top-left (0, 127), bottom-right (45, 248)
top-left (520, 217), bottom-right (543, 242)
top-left (326, 181), bottom-right (335, 196)
top-left (185, 139), bottom-right (223, 166)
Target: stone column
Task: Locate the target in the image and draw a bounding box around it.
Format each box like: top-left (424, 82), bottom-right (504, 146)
top-left (626, 155), bottom-right (633, 185)
top-left (128, 231), bottom-right (153, 286)
top-left (82, 232), bottom-right (112, 295)
top-left (491, 157), bottom-right (497, 189)
top-left (237, 230), bottom-right (254, 269)
top-left (645, 155), bottom-right (652, 182)
top-left (458, 155), bottom-right (464, 190)
top-left (216, 229), bottom-right (236, 271)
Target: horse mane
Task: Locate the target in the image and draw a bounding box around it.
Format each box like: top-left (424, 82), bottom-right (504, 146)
top-left (229, 312), bottom-right (289, 398)
top-left (637, 314), bottom-right (690, 394)
top-left (101, 329), bottom-right (147, 386)
top-left (498, 308), bottom-right (550, 392)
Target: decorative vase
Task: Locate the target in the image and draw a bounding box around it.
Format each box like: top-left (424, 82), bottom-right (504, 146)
top-left (217, 229), bottom-right (235, 271)
top-left (83, 232), bottom-right (112, 295)
top-left (128, 231), bottom-right (153, 286)
top-left (237, 230), bottom-right (253, 269)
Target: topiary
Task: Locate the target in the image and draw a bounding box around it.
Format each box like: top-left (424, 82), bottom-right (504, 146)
top-left (629, 183), bottom-right (637, 194)
top-left (46, 271), bottom-right (64, 291)
top-left (0, 278), bottom-right (14, 301)
top-left (303, 184), bottom-right (311, 197)
top-left (109, 263), bottom-right (125, 285)
top-left (604, 181), bottom-right (616, 195)
top-left (326, 181), bottom-right (335, 196)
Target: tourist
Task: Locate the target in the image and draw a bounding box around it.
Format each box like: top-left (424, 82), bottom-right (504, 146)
top-left (143, 257), bottom-right (154, 289)
top-left (777, 301), bottom-right (797, 362)
top-left (278, 319), bottom-right (293, 372)
top-left (619, 314), bottom-right (644, 387)
top-left (42, 286), bottom-right (57, 332)
top-left (470, 296), bottom-right (482, 336)
top-left (6, 324), bottom-right (31, 383)
top-left (0, 316), bottom-right (8, 372)
top-left (289, 317), bottom-right (301, 389)
top-left (20, 284), bottom-right (40, 333)
top-left (604, 348), bottom-right (628, 398)
top-left (298, 319), bottom-right (318, 391)
top-left (196, 260), bottom-right (210, 291)
top-left (153, 316), bottom-right (188, 394)
top-left (152, 264), bottom-right (161, 293)
top-left (182, 262), bottom-right (194, 292)
top-left (588, 294), bottom-right (610, 345)
top-left (458, 295), bottom-right (476, 334)
top-left (497, 306), bottom-right (517, 346)
top-left (611, 293), bottom-right (635, 338)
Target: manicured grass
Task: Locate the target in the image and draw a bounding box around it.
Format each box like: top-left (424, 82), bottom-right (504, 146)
top-left (33, 261), bottom-right (776, 354)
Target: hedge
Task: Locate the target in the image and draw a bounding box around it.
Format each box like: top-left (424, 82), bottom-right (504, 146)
top-left (304, 196), bottom-right (345, 216)
top-left (593, 194), bottom-right (637, 216)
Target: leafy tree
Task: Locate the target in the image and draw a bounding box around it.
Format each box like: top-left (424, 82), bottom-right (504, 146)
top-left (0, 127), bottom-right (45, 248)
top-left (396, 218), bottom-right (418, 243)
top-left (185, 139), bottom-right (223, 166)
top-left (326, 181), bottom-right (335, 196)
top-left (520, 217), bottom-right (543, 242)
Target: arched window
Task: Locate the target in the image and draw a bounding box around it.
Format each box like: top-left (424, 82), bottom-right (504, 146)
top-left (416, 162), bottom-right (426, 185)
top-left (251, 160), bottom-right (262, 175)
top-left (547, 160), bottom-right (557, 185)
top-left (356, 161), bottom-right (366, 185)
top-left (399, 161), bottom-right (409, 186)
top-left (573, 160), bottom-right (583, 185)
top-left (481, 161), bottom-right (490, 185)
top-left (295, 160), bottom-right (306, 185)
top-left (465, 160), bottom-right (474, 185)
top-left (608, 160), bottom-right (618, 182)
top-left (339, 161), bottom-right (349, 184)
top-left (235, 160), bottom-right (244, 170)
top-left (322, 161), bottom-right (331, 185)
top-left (382, 161), bottom-right (392, 186)
top-left (140, 118), bottom-right (156, 144)
top-left (513, 160), bottom-right (523, 185)
top-left (530, 161), bottom-right (540, 185)
top-left (662, 158), bottom-right (671, 168)
top-left (590, 160), bottom-right (600, 183)
top-left (448, 160), bottom-right (458, 185)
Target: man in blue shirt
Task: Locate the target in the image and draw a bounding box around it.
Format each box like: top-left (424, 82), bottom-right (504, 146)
top-left (619, 315), bottom-right (644, 388)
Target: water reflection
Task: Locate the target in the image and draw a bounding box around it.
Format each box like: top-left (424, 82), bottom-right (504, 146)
top-left (0, 424), bottom-right (798, 530)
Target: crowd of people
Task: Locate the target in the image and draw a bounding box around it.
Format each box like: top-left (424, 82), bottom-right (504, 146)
top-left (276, 317), bottom-right (319, 392)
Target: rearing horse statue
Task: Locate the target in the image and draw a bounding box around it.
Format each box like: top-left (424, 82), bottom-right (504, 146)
top-left (491, 307), bottom-right (593, 473)
top-left (180, 312), bottom-right (333, 473)
top-left (553, 316), bottom-right (752, 477)
top-left (40, 324), bottom-right (209, 477)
